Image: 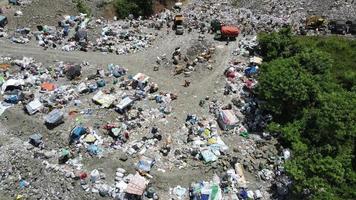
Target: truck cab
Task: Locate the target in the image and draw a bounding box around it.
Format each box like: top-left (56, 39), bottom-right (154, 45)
top-left (210, 19), bottom-right (222, 33)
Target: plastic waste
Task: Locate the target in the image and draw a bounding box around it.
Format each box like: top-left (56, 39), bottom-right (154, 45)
top-left (97, 79), bottom-right (106, 87)
top-left (71, 126), bottom-right (86, 141)
top-left (87, 144), bottom-right (99, 155)
top-left (173, 185), bottom-right (187, 199)
top-left (90, 169), bottom-right (100, 183)
top-left (45, 109), bottom-right (64, 125)
top-left (29, 133), bottom-right (42, 147)
top-left (19, 180), bottom-right (29, 189)
top-left (4, 94), bottom-right (20, 104)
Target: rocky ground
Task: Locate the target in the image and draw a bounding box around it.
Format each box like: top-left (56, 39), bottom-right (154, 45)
top-left (0, 0), bottom-right (355, 200)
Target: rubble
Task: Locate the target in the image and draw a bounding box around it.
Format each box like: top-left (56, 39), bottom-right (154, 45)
top-left (94, 20), bottom-right (158, 55)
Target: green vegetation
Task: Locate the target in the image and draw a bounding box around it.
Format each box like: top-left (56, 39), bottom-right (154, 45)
top-left (295, 36), bottom-right (356, 91)
top-left (257, 28), bottom-right (356, 199)
top-left (114, 0), bottom-right (153, 18)
top-left (75, 0), bottom-right (92, 16)
top-left (231, 0), bottom-right (241, 7)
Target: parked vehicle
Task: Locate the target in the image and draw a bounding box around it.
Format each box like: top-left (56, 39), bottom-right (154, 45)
top-left (329, 20), bottom-right (347, 34)
top-left (305, 15), bottom-right (328, 30)
top-left (214, 26), bottom-right (240, 41)
top-left (173, 14), bottom-right (184, 35)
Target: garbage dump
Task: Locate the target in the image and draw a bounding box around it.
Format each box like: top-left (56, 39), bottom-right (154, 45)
top-left (1, 0), bottom-right (352, 199)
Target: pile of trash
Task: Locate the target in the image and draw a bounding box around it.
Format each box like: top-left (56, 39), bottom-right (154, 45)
top-left (213, 26), bottom-right (292, 198)
top-left (8, 0), bottom-right (33, 6)
top-left (6, 8), bottom-right (175, 54)
top-left (223, 36), bottom-right (275, 133)
top-left (39, 148), bottom-right (159, 199)
top-left (0, 57), bottom-right (89, 116)
top-left (10, 27), bottom-right (31, 44)
top-left (78, 167), bottom-right (152, 199)
top-left (94, 20), bottom-right (157, 55)
top-left (169, 42), bottom-right (216, 76)
top-left (0, 55), bottom-right (179, 199)
top-left (39, 14), bottom-right (90, 51)
top-left (182, 0), bottom-right (291, 35)
top-left (237, 0), bottom-right (356, 23)
top-left (0, 26), bottom-right (7, 38)
top-left (93, 9), bottom-right (174, 55)
top-left (170, 162), bottom-right (268, 199)
top-left (183, 0), bottom-right (356, 35)
top-left (9, 13), bottom-right (91, 49)
top-left (0, 55), bottom-right (172, 132)
top-left (185, 114), bottom-right (229, 163)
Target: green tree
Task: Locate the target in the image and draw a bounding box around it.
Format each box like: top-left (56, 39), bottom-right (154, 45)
top-left (257, 58), bottom-right (318, 122)
top-left (75, 0), bottom-right (92, 16)
top-left (114, 0), bottom-right (138, 18)
top-left (257, 30), bottom-right (356, 199)
top-left (114, 0), bottom-right (153, 18)
top-left (340, 70), bottom-right (356, 92)
top-left (295, 36), bottom-right (356, 91)
top-left (295, 48), bottom-right (332, 76)
top-left (258, 27), bottom-right (300, 61)
top-left (133, 0), bottom-right (153, 17)
top-left (303, 92), bottom-right (355, 149)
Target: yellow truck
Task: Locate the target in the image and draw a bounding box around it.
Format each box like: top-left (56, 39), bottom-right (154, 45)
top-left (305, 15), bottom-right (327, 30)
top-left (173, 14), bottom-right (184, 35)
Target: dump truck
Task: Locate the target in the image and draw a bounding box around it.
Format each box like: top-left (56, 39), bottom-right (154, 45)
top-left (173, 14), bottom-right (184, 35)
top-left (214, 25), bottom-right (240, 41)
top-left (305, 15), bottom-right (328, 30)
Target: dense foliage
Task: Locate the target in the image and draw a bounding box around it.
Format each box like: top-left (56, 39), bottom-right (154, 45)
top-left (295, 36), bottom-right (356, 91)
top-left (114, 0), bottom-right (154, 18)
top-left (257, 28), bottom-right (356, 199)
top-left (75, 0), bottom-right (92, 16)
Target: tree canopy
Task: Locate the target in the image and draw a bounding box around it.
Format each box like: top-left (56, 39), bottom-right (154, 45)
top-left (257, 28), bottom-right (356, 199)
top-left (114, 0), bottom-right (154, 18)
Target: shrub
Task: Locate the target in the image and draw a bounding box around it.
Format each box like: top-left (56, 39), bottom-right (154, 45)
top-left (75, 0), bottom-right (92, 16)
top-left (114, 0), bottom-right (153, 18)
